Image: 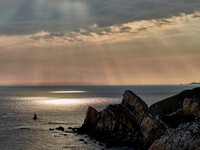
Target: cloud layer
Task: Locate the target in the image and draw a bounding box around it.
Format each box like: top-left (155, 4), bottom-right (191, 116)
top-left (0, 0), bottom-right (200, 35)
top-left (0, 12), bottom-right (200, 85)
top-left (0, 0), bottom-right (200, 85)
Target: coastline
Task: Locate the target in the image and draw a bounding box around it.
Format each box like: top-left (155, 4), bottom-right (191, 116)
top-left (1, 85), bottom-right (200, 149)
top-left (77, 87), bottom-right (200, 149)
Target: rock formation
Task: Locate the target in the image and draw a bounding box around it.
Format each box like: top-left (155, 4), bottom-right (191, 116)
top-left (78, 87), bottom-right (200, 149)
top-left (149, 87), bottom-right (200, 128)
top-left (149, 122), bottom-right (200, 150)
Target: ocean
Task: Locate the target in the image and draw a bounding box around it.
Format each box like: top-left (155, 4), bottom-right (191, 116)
top-left (0, 85), bottom-right (199, 150)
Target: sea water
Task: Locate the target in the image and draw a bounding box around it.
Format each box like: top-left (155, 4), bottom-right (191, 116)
top-left (0, 85), bottom-right (199, 150)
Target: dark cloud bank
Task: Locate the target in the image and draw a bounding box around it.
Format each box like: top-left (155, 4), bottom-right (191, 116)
top-left (0, 0), bottom-right (200, 35)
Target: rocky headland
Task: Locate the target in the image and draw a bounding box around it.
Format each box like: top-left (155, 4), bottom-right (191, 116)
top-left (77, 87), bottom-right (200, 149)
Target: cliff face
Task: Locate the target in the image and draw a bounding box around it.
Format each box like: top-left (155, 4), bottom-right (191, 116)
top-left (78, 87), bottom-right (200, 149)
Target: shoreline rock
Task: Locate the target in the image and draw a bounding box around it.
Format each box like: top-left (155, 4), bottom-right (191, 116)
top-left (56, 126), bottom-right (65, 131)
top-left (78, 87), bottom-right (200, 149)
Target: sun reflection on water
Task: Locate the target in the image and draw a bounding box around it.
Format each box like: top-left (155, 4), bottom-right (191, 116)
top-left (41, 97), bottom-right (120, 106)
top-left (43, 99), bottom-right (86, 105)
top-left (50, 91), bottom-right (87, 94)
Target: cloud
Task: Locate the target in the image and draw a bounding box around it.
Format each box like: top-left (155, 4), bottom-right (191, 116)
top-left (31, 31), bottom-right (65, 40)
top-left (8, 11), bottom-right (189, 46)
top-left (0, 11), bottom-right (198, 48)
top-left (192, 12), bottom-right (200, 18)
top-left (119, 26), bottom-right (132, 33)
top-left (136, 27), bottom-right (148, 32)
top-left (0, 11), bottom-right (200, 85)
top-left (0, 0), bottom-right (200, 35)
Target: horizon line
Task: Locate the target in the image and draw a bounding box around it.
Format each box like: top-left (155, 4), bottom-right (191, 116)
top-left (0, 83), bottom-right (199, 87)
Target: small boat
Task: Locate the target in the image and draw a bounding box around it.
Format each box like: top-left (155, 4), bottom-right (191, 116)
top-left (33, 113), bottom-right (37, 120)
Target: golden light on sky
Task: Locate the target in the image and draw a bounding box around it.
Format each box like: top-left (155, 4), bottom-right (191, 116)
top-left (0, 0), bottom-right (200, 85)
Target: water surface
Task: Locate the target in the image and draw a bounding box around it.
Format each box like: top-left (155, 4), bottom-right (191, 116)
top-left (0, 85), bottom-right (198, 149)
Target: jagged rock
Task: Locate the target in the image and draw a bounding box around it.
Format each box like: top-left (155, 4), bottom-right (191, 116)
top-left (56, 126), bottom-right (64, 131)
top-left (149, 87), bottom-right (200, 117)
top-left (78, 90), bottom-right (165, 149)
top-left (141, 114), bottom-right (166, 149)
top-left (149, 122), bottom-right (200, 150)
top-left (122, 90), bottom-right (148, 124)
top-left (78, 87), bottom-right (200, 149)
top-left (158, 97), bottom-right (200, 128)
top-left (149, 88), bottom-right (200, 128)
top-left (183, 98), bottom-right (200, 117)
top-left (189, 137), bottom-right (200, 150)
top-left (79, 104), bottom-right (144, 148)
top-left (79, 106), bottom-right (100, 134)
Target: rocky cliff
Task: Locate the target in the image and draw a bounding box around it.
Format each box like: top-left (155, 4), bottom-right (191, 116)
top-left (78, 87), bottom-right (200, 149)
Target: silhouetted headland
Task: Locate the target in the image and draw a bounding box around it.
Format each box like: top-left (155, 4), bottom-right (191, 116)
top-left (187, 82), bottom-right (200, 85)
top-left (77, 87), bottom-right (200, 149)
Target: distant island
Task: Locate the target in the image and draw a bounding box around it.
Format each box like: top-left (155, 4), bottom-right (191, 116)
top-left (77, 87), bottom-right (200, 149)
top-left (188, 82), bottom-right (200, 85)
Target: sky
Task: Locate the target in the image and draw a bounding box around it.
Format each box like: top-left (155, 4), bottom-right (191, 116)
top-left (0, 0), bottom-right (200, 85)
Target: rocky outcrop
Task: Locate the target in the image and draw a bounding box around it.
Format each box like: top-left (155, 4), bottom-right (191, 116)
top-left (149, 88), bottom-right (200, 128)
top-left (122, 90), bottom-right (148, 124)
top-left (149, 122), bottom-right (200, 150)
top-left (183, 98), bottom-right (200, 117)
top-left (140, 114), bottom-right (166, 148)
top-left (149, 93), bottom-right (200, 150)
top-left (78, 90), bottom-right (166, 149)
top-left (78, 87), bottom-right (200, 149)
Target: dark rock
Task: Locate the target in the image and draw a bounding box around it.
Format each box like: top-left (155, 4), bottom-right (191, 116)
top-left (99, 143), bottom-right (103, 146)
top-left (49, 128), bottom-right (54, 131)
top-left (84, 141), bottom-right (88, 144)
top-left (78, 90), bottom-right (164, 149)
top-left (149, 87), bottom-right (200, 117)
top-left (78, 106), bottom-right (100, 134)
top-left (140, 114), bottom-right (166, 149)
top-left (183, 98), bottom-right (200, 117)
top-left (149, 88), bottom-right (200, 128)
top-left (122, 90), bottom-right (148, 124)
top-left (189, 136), bottom-right (200, 150)
top-left (33, 113), bottom-right (37, 120)
top-left (56, 126), bottom-right (64, 131)
top-left (79, 139), bottom-right (84, 141)
top-left (149, 122), bottom-right (200, 150)
top-left (78, 87), bottom-right (200, 149)
top-left (20, 128), bottom-right (30, 130)
top-left (67, 126), bottom-right (79, 133)
top-left (72, 128), bottom-right (78, 133)
top-left (159, 110), bottom-right (195, 128)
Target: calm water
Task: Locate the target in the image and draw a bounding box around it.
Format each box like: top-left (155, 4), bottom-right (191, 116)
top-left (0, 85), bottom-right (199, 150)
